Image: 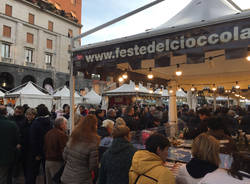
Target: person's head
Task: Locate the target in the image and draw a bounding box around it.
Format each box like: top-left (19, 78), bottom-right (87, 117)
top-left (36, 104), bottom-right (50, 116)
top-left (107, 108), bottom-right (116, 118)
top-left (228, 152), bottom-right (250, 180)
top-left (63, 104), bottom-right (70, 114)
top-left (0, 105), bottom-right (7, 116)
top-left (145, 133), bottom-right (170, 162)
top-left (112, 124), bottom-right (130, 141)
top-left (95, 109), bottom-right (104, 118)
top-left (192, 133), bottom-right (220, 167)
top-left (69, 114), bottom-right (99, 147)
top-left (102, 119), bottom-right (114, 135)
top-left (14, 106), bottom-right (24, 116)
top-left (25, 108), bottom-right (37, 122)
top-left (207, 116), bottom-right (225, 131)
top-left (54, 117), bottom-right (67, 131)
top-left (125, 106), bottom-right (134, 116)
top-left (79, 105), bottom-right (85, 113)
top-left (115, 117), bottom-right (126, 126)
top-left (197, 108), bottom-right (210, 120)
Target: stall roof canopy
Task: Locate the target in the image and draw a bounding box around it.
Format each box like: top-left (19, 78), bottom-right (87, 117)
top-left (7, 82), bottom-right (48, 96)
top-left (0, 90), bottom-right (4, 97)
top-left (155, 0), bottom-right (240, 29)
top-left (83, 89), bottom-right (101, 105)
top-left (105, 81), bottom-right (149, 94)
top-left (54, 86), bottom-right (81, 98)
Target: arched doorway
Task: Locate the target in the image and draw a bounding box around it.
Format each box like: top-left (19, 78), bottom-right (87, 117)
top-left (21, 75), bottom-right (36, 84)
top-left (43, 78), bottom-right (54, 94)
top-left (65, 81), bottom-right (69, 88)
top-left (0, 72), bottom-right (14, 91)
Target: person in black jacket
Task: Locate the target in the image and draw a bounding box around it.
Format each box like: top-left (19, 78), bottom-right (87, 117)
top-left (98, 124), bottom-right (137, 184)
top-left (123, 106), bottom-right (139, 131)
top-left (29, 104), bottom-right (52, 184)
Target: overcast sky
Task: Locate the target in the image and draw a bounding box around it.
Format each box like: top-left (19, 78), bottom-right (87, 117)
top-left (81, 0), bottom-right (250, 45)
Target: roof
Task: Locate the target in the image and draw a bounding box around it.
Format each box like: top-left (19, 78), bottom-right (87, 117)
top-left (8, 82), bottom-right (48, 96)
top-left (155, 0), bottom-right (240, 29)
top-left (54, 86), bottom-right (81, 97)
top-left (105, 81), bottom-right (149, 94)
top-left (83, 89), bottom-right (101, 105)
top-left (0, 90), bottom-right (4, 97)
top-left (73, 1), bottom-right (250, 52)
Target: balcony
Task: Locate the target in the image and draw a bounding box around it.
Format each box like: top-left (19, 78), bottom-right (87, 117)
top-left (25, 61), bottom-right (35, 67)
top-left (1, 57), bottom-right (12, 63)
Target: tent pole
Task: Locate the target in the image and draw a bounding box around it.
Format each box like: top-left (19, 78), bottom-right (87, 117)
top-left (168, 81), bottom-right (177, 137)
top-left (69, 38), bottom-right (75, 135)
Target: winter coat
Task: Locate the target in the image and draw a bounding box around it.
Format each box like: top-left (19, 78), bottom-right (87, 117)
top-left (61, 139), bottom-right (99, 184)
top-left (123, 115), bottom-right (139, 131)
top-left (44, 128), bottom-right (68, 161)
top-left (176, 158), bottom-right (218, 184)
top-left (98, 137), bottom-right (137, 184)
top-left (198, 168), bottom-right (250, 184)
top-left (30, 116), bottom-right (53, 158)
top-left (0, 116), bottom-right (20, 166)
top-left (129, 150), bottom-right (175, 184)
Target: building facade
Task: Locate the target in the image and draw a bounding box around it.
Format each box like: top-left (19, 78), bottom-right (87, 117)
top-left (0, 0), bottom-right (90, 92)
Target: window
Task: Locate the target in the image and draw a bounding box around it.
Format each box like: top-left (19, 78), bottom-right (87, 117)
top-left (47, 39), bottom-right (52, 49)
top-left (25, 49), bottom-right (33, 63)
top-left (68, 29), bottom-right (73, 38)
top-left (45, 54), bottom-right (52, 65)
top-left (5, 4), bottom-right (12, 16)
top-left (3, 25), bottom-right (11, 38)
top-left (26, 33), bottom-right (33, 44)
top-left (1, 43), bottom-right (10, 58)
top-left (28, 13), bottom-right (34, 24)
top-left (71, 0), bottom-right (76, 5)
top-left (48, 21), bottom-right (53, 31)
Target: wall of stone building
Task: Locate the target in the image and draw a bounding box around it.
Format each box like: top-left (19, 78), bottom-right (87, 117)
top-left (0, 0), bottom-right (81, 74)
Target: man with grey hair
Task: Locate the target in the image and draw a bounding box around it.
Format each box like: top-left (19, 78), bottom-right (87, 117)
top-left (44, 117), bottom-right (68, 184)
top-left (0, 105), bottom-right (19, 184)
top-left (106, 108), bottom-right (116, 122)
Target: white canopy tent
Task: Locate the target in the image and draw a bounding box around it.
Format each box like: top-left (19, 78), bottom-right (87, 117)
top-left (5, 81), bottom-right (53, 109)
top-left (0, 90), bottom-right (4, 97)
top-left (154, 89), bottom-right (187, 98)
top-left (83, 89), bottom-right (102, 105)
top-left (53, 86), bottom-right (82, 108)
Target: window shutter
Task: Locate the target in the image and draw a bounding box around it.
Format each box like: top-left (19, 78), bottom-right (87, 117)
top-left (5, 4), bottom-right (12, 16)
top-left (27, 33), bottom-right (34, 44)
top-left (68, 29), bottom-right (73, 37)
top-left (47, 39), bottom-right (52, 49)
top-left (3, 25), bottom-right (11, 38)
top-left (29, 13), bottom-right (34, 24)
top-left (48, 21), bottom-right (53, 31)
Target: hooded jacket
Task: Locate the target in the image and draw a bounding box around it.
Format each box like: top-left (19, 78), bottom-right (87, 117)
top-left (129, 150), bottom-right (175, 184)
top-left (98, 137), bottom-right (137, 184)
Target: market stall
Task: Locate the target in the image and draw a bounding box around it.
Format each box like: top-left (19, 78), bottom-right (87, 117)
top-left (83, 89), bottom-right (102, 105)
top-left (5, 81), bottom-right (53, 109)
top-left (0, 90), bottom-right (4, 105)
top-left (103, 80), bottom-right (159, 107)
top-left (53, 86), bottom-right (82, 109)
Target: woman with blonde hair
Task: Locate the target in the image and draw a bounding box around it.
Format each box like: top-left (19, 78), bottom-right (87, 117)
top-left (176, 133), bottom-right (220, 184)
top-left (61, 114), bottom-right (100, 184)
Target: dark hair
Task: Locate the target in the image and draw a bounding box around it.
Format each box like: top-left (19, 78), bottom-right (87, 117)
top-left (197, 108), bottom-right (210, 117)
top-left (63, 104), bottom-right (69, 110)
top-left (95, 109), bottom-right (103, 115)
top-left (15, 105), bottom-right (24, 112)
top-left (207, 116), bottom-right (225, 130)
top-left (125, 106), bottom-right (133, 115)
top-left (36, 104), bottom-right (50, 116)
top-left (228, 152), bottom-right (250, 180)
top-left (145, 133), bottom-right (170, 154)
top-left (0, 105), bottom-right (7, 116)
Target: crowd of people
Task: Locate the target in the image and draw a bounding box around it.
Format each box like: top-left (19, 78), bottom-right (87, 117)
top-left (0, 102), bottom-right (250, 184)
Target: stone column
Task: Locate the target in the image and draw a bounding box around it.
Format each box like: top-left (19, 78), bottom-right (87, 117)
top-left (213, 93), bottom-right (217, 112)
top-left (15, 22), bottom-right (24, 65)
